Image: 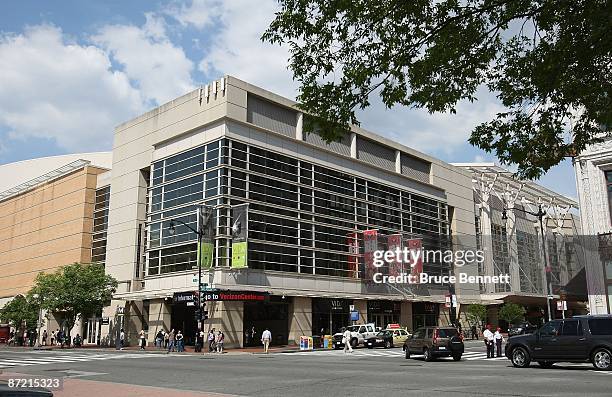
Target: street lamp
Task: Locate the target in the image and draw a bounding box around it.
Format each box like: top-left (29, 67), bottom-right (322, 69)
top-left (32, 293), bottom-right (43, 348)
top-left (502, 204), bottom-right (553, 322)
top-left (167, 207), bottom-right (211, 343)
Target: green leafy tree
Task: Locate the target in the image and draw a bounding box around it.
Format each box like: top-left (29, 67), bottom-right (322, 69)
top-left (263, 0), bottom-right (611, 179)
top-left (30, 263), bottom-right (117, 335)
top-left (0, 294), bottom-right (40, 331)
top-left (499, 302), bottom-right (526, 324)
top-left (466, 303), bottom-right (487, 327)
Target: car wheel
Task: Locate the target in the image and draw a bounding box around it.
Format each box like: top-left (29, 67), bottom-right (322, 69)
top-left (537, 361), bottom-right (554, 368)
top-left (367, 344), bottom-right (374, 349)
top-left (350, 338), bottom-right (358, 348)
top-left (453, 354), bottom-right (462, 361)
top-left (385, 340), bottom-right (392, 349)
top-left (423, 348), bottom-right (433, 362)
top-left (592, 348), bottom-right (612, 370)
top-left (511, 347), bottom-right (531, 368)
top-left (405, 348), bottom-right (411, 359)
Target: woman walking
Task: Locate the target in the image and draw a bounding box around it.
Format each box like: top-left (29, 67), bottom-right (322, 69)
top-left (216, 330), bottom-right (224, 353)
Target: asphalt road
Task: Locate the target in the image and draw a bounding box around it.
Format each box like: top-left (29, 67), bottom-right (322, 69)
top-left (1, 344), bottom-right (611, 397)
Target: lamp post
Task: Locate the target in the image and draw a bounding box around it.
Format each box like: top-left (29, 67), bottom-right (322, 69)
top-left (167, 206), bottom-right (211, 344)
top-left (32, 293), bottom-right (43, 348)
top-left (502, 204), bottom-right (553, 322)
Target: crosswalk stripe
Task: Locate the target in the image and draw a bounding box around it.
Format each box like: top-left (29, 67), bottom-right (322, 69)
top-left (0, 352), bottom-right (154, 368)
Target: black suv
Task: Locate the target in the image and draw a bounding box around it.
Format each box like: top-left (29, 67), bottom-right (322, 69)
top-left (505, 315), bottom-right (612, 370)
top-left (403, 326), bottom-right (464, 361)
top-left (507, 321), bottom-right (538, 337)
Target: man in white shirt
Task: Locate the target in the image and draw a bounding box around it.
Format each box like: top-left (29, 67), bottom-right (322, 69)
top-left (343, 328), bottom-right (353, 354)
top-left (483, 324), bottom-right (495, 358)
top-left (261, 328), bottom-right (272, 354)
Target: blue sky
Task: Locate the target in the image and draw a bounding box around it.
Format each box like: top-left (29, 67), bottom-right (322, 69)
top-left (0, 0), bottom-right (577, 198)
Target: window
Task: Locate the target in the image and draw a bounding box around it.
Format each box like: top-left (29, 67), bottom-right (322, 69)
top-left (414, 328), bottom-right (425, 339)
top-left (561, 320), bottom-right (582, 336)
top-left (539, 321), bottom-right (562, 336)
top-left (588, 319), bottom-right (612, 335)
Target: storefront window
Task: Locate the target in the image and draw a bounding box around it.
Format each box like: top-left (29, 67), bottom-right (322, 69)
top-left (367, 301), bottom-right (400, 329)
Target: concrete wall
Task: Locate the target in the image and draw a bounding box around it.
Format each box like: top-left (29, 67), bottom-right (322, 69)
top-left (0, 165), bottom-right (106, 298)
top-left (288, 297), bottom-right (312, 344)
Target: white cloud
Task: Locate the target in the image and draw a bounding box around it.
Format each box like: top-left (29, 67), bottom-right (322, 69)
top-left (92, 13), bottom-right (195, 105)
top-left (164, 0), bottom-right (223, 29)
top-left (0, 24), bottom-right (143, 152)
top-left (166, 0), bottom-right (297, 99)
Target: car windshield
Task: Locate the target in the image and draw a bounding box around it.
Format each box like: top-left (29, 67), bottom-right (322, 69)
top-left (437, 329), bottom-right (458, 338)
top-left (345, 326), bottom-right (359, 332)
top-left (376, 331), bottom-right (391, 337)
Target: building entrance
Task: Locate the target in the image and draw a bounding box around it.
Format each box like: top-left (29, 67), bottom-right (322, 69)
top-left (312, 298), bottom-right (352, 335)
top-left (243, 296), bottom-right (289, 346)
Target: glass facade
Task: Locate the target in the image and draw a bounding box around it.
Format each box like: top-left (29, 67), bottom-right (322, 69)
top-left (145, 138), bottom-right (451, 279)
top-left (91, 186), bottom-right (110, 265)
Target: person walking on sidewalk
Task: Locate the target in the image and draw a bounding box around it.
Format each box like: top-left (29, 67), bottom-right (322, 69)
top-left (176, 330), bottom-right (184, 352)
top-left (494, 327), bottom-right (504, 357)
top-left (42, 330), bottom-right (48, 346)
top-left (155, 330), bottom-right (164, 349)
top-left (208, 329), bottom-right (216, 352)
top-left (216, 330), bottom-right (224, 353)
top-left (342, 327), bottom-right (353, 354)
top-left (167, 329), bottom-right (175, 353)
top-left (483, 324), bottom-right (495, 358)
top-left (164, 331), bottom-right (169, 349)
top-left (50, 330), bottom-right (55, 346)
top-left (261, 328), bottom-right (272, 354)
top-left (471, 325), bottom-right (477, 340)
top-left (119, 329), bottom-right (125, 350)
top-left (139, 329), bottom-right (146, 350)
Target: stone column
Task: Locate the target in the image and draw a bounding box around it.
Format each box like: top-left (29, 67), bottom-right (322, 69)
top-left (289, 297), bottom-right (312, 344)
top-left (147, 299), bottom-right (171, 345)
top-left (399, 301), bottom-right (413, 331)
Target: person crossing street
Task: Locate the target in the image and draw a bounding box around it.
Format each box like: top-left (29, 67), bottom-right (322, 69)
top-left (261, 328), bottom-right (272, 354)
top-left (343, 327), bottom-right (353, 354)
top-left (483, 324), bottom-right (495, 358)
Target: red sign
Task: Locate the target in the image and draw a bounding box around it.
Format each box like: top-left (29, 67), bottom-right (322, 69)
top-left (204, 290), bottom-right (268, 301)
top-left (387, 323), bottom-right (400, 329)
top-left (363, 230), bottom-right (379, 280)
top-left (387, 234), bottom-right (403, 277)
top-left (408, 239), bottom-right (423, 283)
top-left (347, 232), bottom-right (360, 279)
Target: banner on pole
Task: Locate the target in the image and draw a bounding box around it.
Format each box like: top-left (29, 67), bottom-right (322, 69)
top-left (363, 230), bottom-right (378, 280)
top-left (347, 232), bottom-right (360, 279)
top-left (387, 234), bottom-right (403, 277)
top-left (408, 239), bottom-right (423, 283)
top-left (231, 204), bottom-right (249, 269)
top-left (197, 205), bottom-right (214, 269)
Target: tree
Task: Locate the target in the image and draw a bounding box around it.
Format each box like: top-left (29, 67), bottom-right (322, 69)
top-left (466, 303), bottom-right (487, 327)
top-left (499, 302), bottom-right (526, 324)
top-left (263, 0), bottom-right (611, 179)
top-left (0, 294), bottom-right (40, 331)
top-left (30, 263), bottom-right (117, 336)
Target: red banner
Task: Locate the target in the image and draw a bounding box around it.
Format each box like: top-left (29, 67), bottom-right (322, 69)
top-left (387, 234), bottom-right (403, 277)
top-left (347, 232), bottom-right (360, 279)
top-left (408, 239), bottom-right (423, 283)
top-left (363, 230), bottom-right (378, 280)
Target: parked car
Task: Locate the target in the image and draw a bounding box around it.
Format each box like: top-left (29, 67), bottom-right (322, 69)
top-left (365, 330), bottom-right (395, 349)
top-left (508, 321), bottom-right (538, 337)
top-left (505, 315), bottom-right (612, 370)
top-left (403, 326), bottom-right (464, 361)
top-left (333, 323), bottom-right (377, 349)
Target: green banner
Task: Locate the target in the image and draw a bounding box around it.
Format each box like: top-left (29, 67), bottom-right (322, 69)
top-left (231, 241), bottom-right (248, 269)
top-left (199, 241), bottom-right (214, 269)
top-left (231, 204), bottom-right (248, 269)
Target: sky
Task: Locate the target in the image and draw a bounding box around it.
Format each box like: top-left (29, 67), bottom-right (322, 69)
top-left (0, 0), bottom-right (577, 198)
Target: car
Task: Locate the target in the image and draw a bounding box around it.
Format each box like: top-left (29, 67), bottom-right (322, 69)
top-left (505, 315), bottom-right (612, 370)
top-left (365, 330), bottom-right (395, 349)
top-left (507, 321), bottom-right (538, 337)
top-left (332, 323), bottom-right (377, 349)
top-left (386, 327), bottom-right (410, 346)
top-left (403, 326), bottom-right (464, 361)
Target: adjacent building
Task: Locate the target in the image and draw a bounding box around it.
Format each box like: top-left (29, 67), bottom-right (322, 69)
top-left (574, 138), bottom-right (612, 314)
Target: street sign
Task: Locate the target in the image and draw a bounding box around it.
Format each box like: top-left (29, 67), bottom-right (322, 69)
top-left (116, 307), bottom-right (124, 314)
top-left (556, 301), bottom-right (567, 311)
top-left (349, 305), bottom-right (355, 311)
top-left (101, 317), bottom-right (110, 325)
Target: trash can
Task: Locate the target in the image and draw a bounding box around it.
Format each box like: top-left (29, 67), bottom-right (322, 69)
top-left (323, 335), bottom-right (333, 349)
top-left (311, 335), bottom-right (321, 349)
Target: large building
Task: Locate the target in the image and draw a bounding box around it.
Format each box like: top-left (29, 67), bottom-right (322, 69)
top-left (0, 153), bottom-right (112, 335)
top-left (99, 76), bottom-right (480, 347)
top-left (574, 138), bottom-right (612, 314)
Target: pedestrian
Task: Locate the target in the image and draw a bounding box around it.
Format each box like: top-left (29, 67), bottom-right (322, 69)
top-left (176, 330), bottom-right (184, 352)
top-left (139, 329), bottom-right (146, 350)
top-left (167, 329), bottom-right (175, 353)
top-left (483, 324), bottom-right (495, 358)
top-left (342, 327), bottom-right (353, 354)
top-left (261, 328), bottom-right (272, 354)
top-left (195, 329), bottom-right (204, 352)
top-left (42, 330), bottom-right (48, 346)
top-left (250, 326), bottom-right (256, 347)
top-left (216, 330), bottom-right (224, 353)
top-left (208, 329), bottom-right (216, 352)
top-left (119, 328), bottom-right (125, 350)
top-left (494, 327), bottom-right (504, 357)
top-left (155, 330), bottom-right (164, 348)
top-left (23, 330), bottom-right (28, 346)
top-left (164, 331), bottom-right (169, 349)
top-left (57, 329), bottom-right (64, 349)
top-left (50, 330), bottom-right (55, 346)
top-left (471, 325), bottom-right (477, 340)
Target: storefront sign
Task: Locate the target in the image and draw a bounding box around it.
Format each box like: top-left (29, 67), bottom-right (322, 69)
top-left (363, 230), bottom-right (378, 280)
top-left (101, 317), bottom-right (110, 325)
top-left (173, 291), bottom-right (197, 304)
top-left (204, 290), bottom-right (268, 302)
top-left (197, 205), bottom-right (215, 269)
top-left (350, 311), bottom-right (359, 321)
top-left (231, 204), bottom-right (249, 269)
